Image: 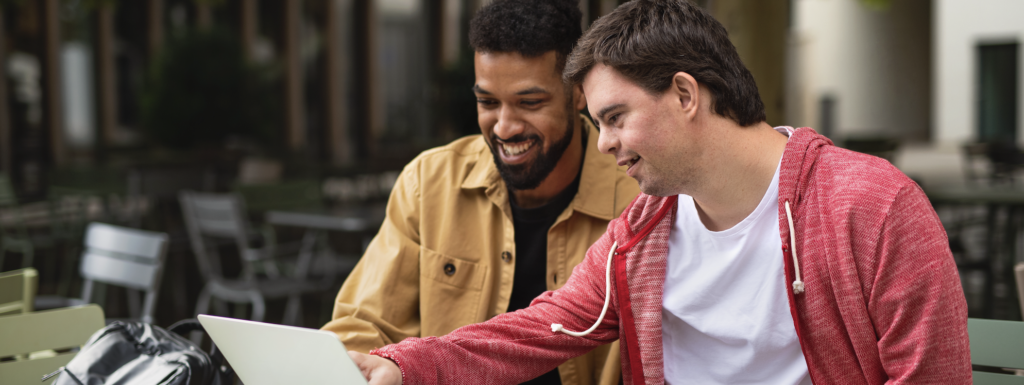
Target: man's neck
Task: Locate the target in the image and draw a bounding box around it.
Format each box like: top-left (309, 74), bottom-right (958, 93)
top-left (511, 119), bottom-right (586, 209)
top-left (690, 121), bottom-right (788, 232)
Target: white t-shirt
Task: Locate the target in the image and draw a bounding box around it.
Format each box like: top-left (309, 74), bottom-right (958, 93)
top-left (661, 160), bottom-right (812, 385)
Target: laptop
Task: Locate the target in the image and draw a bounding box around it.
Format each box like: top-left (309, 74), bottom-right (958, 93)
top-left (197, 314), bottom-right (369, 385)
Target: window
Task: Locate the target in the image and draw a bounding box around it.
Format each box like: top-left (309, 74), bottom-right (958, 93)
top-left (977, 42), bottom-right (1019, 142)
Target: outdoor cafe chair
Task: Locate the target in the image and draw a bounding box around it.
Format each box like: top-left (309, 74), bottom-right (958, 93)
top-left (34, 223), bottom-right (169, 325)
top-left (0, 268), bottom-right (37, 317)
top-left (179, 191), bottom-right (318, 325)
top-left (968, 318), bottom-right (1024, 383)
top-left (0, 304), bottom-right (105, 385)
top-left (1016, 263), bottom-right (1024, 319)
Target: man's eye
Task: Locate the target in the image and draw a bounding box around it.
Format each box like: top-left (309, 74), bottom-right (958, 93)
top-left (608, 114), bottom-right (620, 125)
top-left (477, 99), bottom-right (497, 106)
top-left (521, 100), bottom-right (541, 107)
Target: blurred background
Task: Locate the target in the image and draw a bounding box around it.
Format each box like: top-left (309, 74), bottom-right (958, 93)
top-left (0, 0), bottom-right (1021, 329)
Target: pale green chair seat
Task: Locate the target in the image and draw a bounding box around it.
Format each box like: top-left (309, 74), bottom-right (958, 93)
top-left (968, 318), bottom-right (1024, 384)
top-left (0, 304), bottom-right (105, 384)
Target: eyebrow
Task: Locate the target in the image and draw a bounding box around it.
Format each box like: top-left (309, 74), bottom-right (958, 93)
top-left (595, 103), bottom-right (626, 123)
top-left (472, 85), bottom-right (491, 95)
top-left (471, 85), bottom-right (552, 96)
top-left (515, 87), bottom-right (550, 96)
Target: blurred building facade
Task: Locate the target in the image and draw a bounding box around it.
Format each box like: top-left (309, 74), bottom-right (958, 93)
top-left (786, 0), bottom-right (1022, 185)
top-left (5, 0), bottom-right (1019, 192)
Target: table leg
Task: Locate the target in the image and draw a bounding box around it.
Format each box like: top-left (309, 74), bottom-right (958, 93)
top-left (295, 229), bottom-right (320, 279)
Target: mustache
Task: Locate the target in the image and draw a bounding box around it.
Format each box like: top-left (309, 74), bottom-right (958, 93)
top-left (492, 133), bottom-right (539, 144)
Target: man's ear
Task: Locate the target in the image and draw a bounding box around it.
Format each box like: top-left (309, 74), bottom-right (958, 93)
top-left (672, 72), bottom-right (700, 121)
top-left (573, 84), bottom-right (587, 111)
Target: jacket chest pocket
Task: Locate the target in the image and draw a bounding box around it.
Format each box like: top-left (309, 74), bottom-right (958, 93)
top-left (420, 247), bottom-right (486, 335)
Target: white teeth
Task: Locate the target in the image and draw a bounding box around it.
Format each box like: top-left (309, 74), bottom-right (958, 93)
top-left (627, 156), bottom-right (640, 168)
top-left (502, 141), bottom-right (532, 156)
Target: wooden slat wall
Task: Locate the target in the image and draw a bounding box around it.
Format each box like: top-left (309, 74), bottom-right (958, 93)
top-left (324, 0), bottom-right (351, 166)
top-left (96, 3), bottom-right (118, 150)
top-left (0, 7), bottom-right (11, 174)
top-left (148, 0), bottom-right (164, 61)
top-left (41, 0), bottom-right (65, 165)
top-left (284, 0), bottom-right (305, 151)
top-left (239, 0), bottom-right (257, 61)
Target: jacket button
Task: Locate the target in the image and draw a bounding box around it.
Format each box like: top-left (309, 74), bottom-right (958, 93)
top-left (443, 263), bottom-right (456, 276)
top-left (501, 251), bottom-right (512, 263)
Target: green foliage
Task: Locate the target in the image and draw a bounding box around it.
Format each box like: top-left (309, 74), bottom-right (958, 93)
top-left (141, 29), bottom-right (280, 150)
top-left (0, 0), bottom-right (26, 9)
top-left (79, 0), bottom-right (118, 9)
top-left (859, 0), bottom-right (891, 11)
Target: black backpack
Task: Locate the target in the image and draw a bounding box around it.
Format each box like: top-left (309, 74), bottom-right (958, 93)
top-left (45, 319), bottom-right (234, 385)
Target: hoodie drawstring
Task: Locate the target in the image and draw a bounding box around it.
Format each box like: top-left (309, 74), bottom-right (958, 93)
top-left (551, 241), bottom-right (617, 337)
top-left (784, 201), bottom-right (805, 294)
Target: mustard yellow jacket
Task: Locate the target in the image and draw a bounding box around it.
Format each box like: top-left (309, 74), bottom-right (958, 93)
top-left (322, 118), bottom-right (639, 385)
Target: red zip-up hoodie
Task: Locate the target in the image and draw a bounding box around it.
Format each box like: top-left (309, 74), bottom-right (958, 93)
top-left (373, 128), bottom-right (972, 384)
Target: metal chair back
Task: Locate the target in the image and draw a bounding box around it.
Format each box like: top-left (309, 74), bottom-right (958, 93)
top-left (78, 223), bottom-right (169, 324)
top-left (0, 305), bottom-right (105, 384)
top-left (968, 318), bottom-right (1024, 384)
top-left (0, 268), bottom-right (37, 316)
top-left (179, 191), bottom-right (314, 324)
top-left (179, 191), bottom-right (257, 280)
top-left (1016, 263), bottom-right (1024, 319)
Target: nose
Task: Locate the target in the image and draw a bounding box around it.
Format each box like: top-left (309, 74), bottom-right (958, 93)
top-left (597, 126), bottom-right (618, 155)
top-left (493, 106), bottom-right (526, 140)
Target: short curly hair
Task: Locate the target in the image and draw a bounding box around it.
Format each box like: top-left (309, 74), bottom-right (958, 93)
top-left (468, 0), bottom-right (582, 73)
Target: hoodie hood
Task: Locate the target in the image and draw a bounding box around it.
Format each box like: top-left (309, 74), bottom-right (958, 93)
top-left (778, 127), bottom-right (834, 209)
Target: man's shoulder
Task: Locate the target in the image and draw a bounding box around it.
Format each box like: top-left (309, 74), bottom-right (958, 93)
top-left (393, 135), bottom-right (496, 197)
top-left (412, 135), bottom-right (488, 164)
top-left (404, 135), bottom-right (489, 176)
top-left (806, 146), bottom-right (924, 223)
top-left (814, 146), bottom-right (916, 195)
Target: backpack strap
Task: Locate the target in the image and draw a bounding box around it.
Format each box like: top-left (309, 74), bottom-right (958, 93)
top-left (168, 318), bottom-right (235, 384)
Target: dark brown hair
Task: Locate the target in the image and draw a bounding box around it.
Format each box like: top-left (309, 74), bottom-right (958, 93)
top-left (564, 0), bottom-right (766, 126)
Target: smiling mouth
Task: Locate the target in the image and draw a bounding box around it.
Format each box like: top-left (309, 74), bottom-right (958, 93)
top-left (626, 155), bottom-right (640, 168)
top-left (501, 140), bottom-right (536, 156)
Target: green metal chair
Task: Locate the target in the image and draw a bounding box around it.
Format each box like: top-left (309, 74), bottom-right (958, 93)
top-left (1015, 263), bottom-right (1024, 319)
top-left (0, 304), bottom-right (105, 384)
top-left (968, 318), bottom-right (1024, 384)
top-left (0, 268), bottom-right (37, 316)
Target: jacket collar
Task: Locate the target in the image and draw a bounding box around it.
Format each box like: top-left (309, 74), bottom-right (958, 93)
top-left (460, 115), bottom-right (619, 221)
top-left (778, 127), bottom-right (833, 210)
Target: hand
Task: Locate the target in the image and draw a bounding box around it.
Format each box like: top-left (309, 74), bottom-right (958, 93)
top-left (349, 351), bottom-right (403, 385)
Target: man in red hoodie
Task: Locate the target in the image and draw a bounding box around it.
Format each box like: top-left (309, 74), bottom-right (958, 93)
top-left (351, 1), bottom-right (972, 384)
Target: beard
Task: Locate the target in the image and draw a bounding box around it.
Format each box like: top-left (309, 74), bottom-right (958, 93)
top-left (489, 109), bottom-right (576, 191)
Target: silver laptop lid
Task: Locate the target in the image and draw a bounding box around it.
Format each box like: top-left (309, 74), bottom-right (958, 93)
top-left (197, 315), bottom-right (368, 385)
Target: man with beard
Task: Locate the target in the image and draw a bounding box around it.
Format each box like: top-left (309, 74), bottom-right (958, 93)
top-left (320, 1), bottom-right (639, 384)
top-left (347, 0), bottom-right (970, 384)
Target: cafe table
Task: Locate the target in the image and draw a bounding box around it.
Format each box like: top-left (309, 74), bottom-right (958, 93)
top-left (924, 183), bottom-right (1024, 318)
top-left (264, 203), bottom-right (387, 285)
